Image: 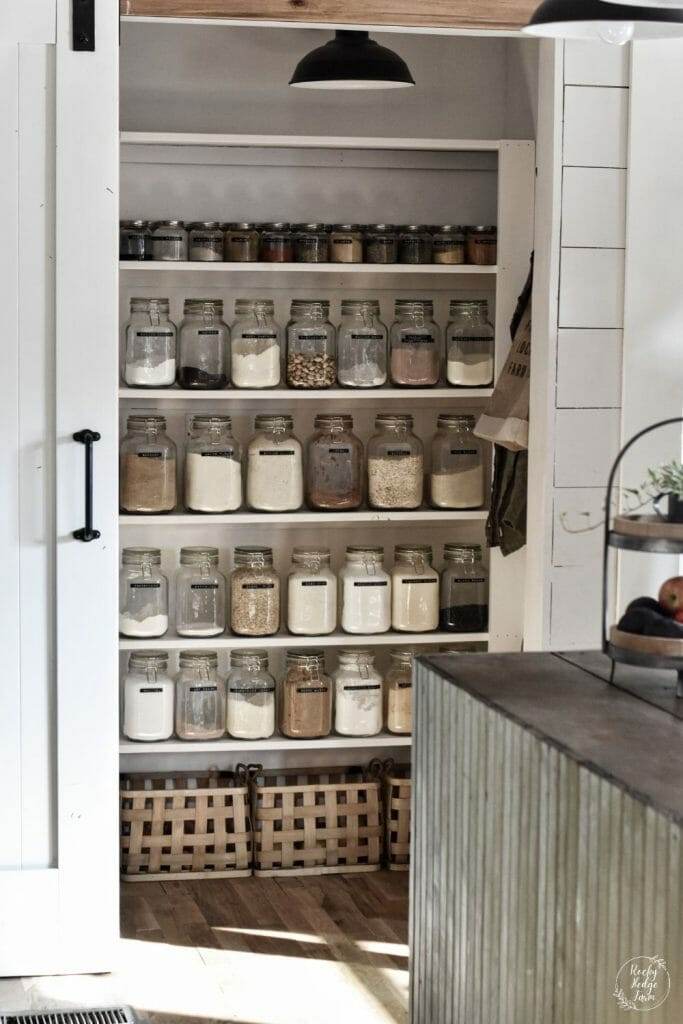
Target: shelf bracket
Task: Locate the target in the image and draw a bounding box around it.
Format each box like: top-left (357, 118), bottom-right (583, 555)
top-left (72, 0), bottom-right (95, 51)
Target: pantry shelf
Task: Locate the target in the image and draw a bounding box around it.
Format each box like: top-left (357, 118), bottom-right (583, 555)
top-left (119, 260), bottom-right (497, 276)
top-left (119, 630), bottom-right (488, 651)
top-left (120, 132), bottom-right (504, 153)
top-left (119, 732), bottom-right (412, 755)
top-left (118, 386), bottom-right (494, 402)
top-left (119, 509), bottom-right (489, 526)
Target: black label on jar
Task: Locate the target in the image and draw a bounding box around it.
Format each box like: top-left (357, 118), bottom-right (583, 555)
top-left (296, 686), bottom-right (329, 694)
top-left (401, 578), bottom-right (436, 585)
top-left (201, 450), bottom-right (233, 458)
top-left (190, 583), bottom-right (219, 590)
top-left (229, 686), bottom-right (276, 694)
top-left (450, 448), bottom-right (478, 456)
top-left (136, 331), bottom-right (173, 338)
top-left (302, 580), bottom-right (328, 587)
top-left (398, 682), bottom-right (412, 689)
top-left (334, 238), bottom-right (354, 245)
top-left (198, 329), bottom-right (220, 336)
top-left (453, 578), bottom-right (486, 584)
top-left (354, 580), bottom-right (388, 587)
top-left (140, 687), bottom-right (163, 693)
top-left (138, 451), bottom-right (163, 459)
top-left (242, 583), bottom-right (275, 590)
top-left (296, 334), bottom-right (327, 341)
top-left (351, 333), bottom-right (384, 340)
top-left (230, 234), bottom-right (251, 242)
top-left (343, 684), bottom-right (381, 692)
top-left (130, 582), bottom-right (161, 589)
top-left (402, 334), bottom-right (435, 344)
top-left (189, 685), bottom-right (218, 692)
top-left (433, 240), bottom-right (463, 251)
top-left (328, 447), bottom-right (351, 454)
top-left (192, 235), bottom-right (218, 244)
top-left (386, 448), bottom-right (412, 457)
top-left (153, 234), bottom-right (182, 242)
top-left (473, 238), bottom-right (496, 246)
top-left (243, 332), bottom-right (277, 340)
top-left (457, 335), bottom-right (493, 343)
top-left (259, 449), bottom-right (295, 456)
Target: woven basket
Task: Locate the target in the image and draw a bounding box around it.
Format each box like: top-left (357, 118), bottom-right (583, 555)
top-left (385, 766), bottom-right (412, 871)
top-left (246, 764), bottom-right (383, 877)
top-left (120, 770), bottom-right (252, 881)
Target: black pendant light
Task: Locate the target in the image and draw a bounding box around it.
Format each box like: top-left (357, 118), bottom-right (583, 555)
top-left (523, 0), bottom-right (683, 39)
top-left (289, 30), bottom-right (415, 90)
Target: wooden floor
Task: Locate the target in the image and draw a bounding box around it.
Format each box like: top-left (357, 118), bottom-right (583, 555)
top-left (0, 871), bottom-right (409, 1024)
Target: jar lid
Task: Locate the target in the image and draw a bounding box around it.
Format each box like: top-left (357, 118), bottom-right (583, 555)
top-left (183, 298), bottom-right (224, 314)
top-left (346, 544), bottom-right (383, 561)
top-left (444, 543), bottom-right (482, 561)
top-left (449, 299), bottom-right (488, 314)
top-left (262, 222), bottom-right (291, 231)
top-left (122, 546), bottom-right (162, 565)
top-left (230, 649), bottom-right (269, 668)
top-left (129, 650), bottom-right (168, 669)
top-left (375, 413), bottom-right (414, 428)
top-left (227, 222), bottom-right (259, 230)
top-left (234, 545), bottom-right (273, 567)
top-left (313, 413), bottom-right (353, 430)
top-left (188, 221), bottom-right (221, 230)
top-left (435, 224), bottom-right (465, 235)
top-left (292, 546), bottom-right (331, 565)
top-left (130, 297), bottom-right (170, 312)
top-left (365, 224), bottom-right (396, 233)
top-left (234, 298), bottom-right (274, 315)
top-left (339, 648), bottom-right (374, 659)
top-left (122, 219), bottom-right (150, 229)
top-left (286, 649), bottom-right (325, 665)
top-left (178, 649), bottom-right (219, 667)
top-left (395, 299), bottom-right (433, 313)
top-left (126, 414), bottom-right (167, 430)
top-left (395, 544), bottom-right (433, 560)
top-left (331, 224), bottom-right (361, 232)
top-left (467, 225), bottom-right (497, 233)
top-left (180, 545), bottom-right (219, 565)
top-left (290, 299), bottom-right (329, 314)
top-left (154, 220), bottom-right (185, 228)
top-left (390, 648), bottom-right (414, 663)
top-left (437, 413), bottom-right (476, 429)
top-left (254, 413), bottom-right (294, 431)
top-left (341, 299), bottom-right (380, 314)
top-left (292, 222), bottom-right (328, 232)
top-left (191, 414), bottom-right (233, 432)
top-left (400, 224), bottom-right (431, 233)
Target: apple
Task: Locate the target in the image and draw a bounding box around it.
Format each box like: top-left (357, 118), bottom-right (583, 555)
top-left (658, 577), bottom-right (683, 617)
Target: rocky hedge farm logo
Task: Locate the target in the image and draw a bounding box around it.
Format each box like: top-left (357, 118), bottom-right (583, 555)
top-left (613, 955), bottom-right (671, 1012)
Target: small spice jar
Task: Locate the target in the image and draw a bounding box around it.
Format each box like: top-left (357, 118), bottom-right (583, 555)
top-left (280, 650), bottom-right (332, 739)
top-left (120, 220), bottom-right (152, 261)
top-left (123, 651), bottom-right (175, 742)
top-left (226, 649), bottom-right (276, 740)
top-left (293, 222), bottom-right (329, 263)
top-left (120, 415), bottom-right (177, 514)
top-left (440, 543), bottom-right (489, 633)
top-left (188, 221), bottom-right (223, 262)
top-left (260, 222), bottom-right (293, 263)
top-left (390, 299), bottom-right (441, 387)
top-left (151, 220), bottom-right (188, 261)
top-left (175, 546), bottom-right (226, 638)
top-left (230, 546), bottom-right (280, 637)
top-left (175, 650), bottom-right (226, 741)
top-left (430, 414), bottom-right (485, 510)
top-left (339, 545), bottom-right (391, 635)
top-left (287, 547), bottom-right (337, 636)
top-left (385, 648), bottom-right (413, 734)
top-left (466, 225), bottom-right (497, 266)
top-left (231, 298), bottom-right (282, 389)
top-left (367, 414), bottom-right (424, 510)
top-left (123, 297), bottom-right (176, 388)
top-left (391, 544), bottom-right (439, 633)
top-left (286, 300), bottom-right (336, 389)
top-left (246, 414), bottom-right (304, 512)
top-left (306, 414), bottom-right (363, 511)
top-left (398, 225), bottom-right (433, 265)
top-left (446, 299), bottom-right (494, 387)
top-left (223, 222), bottom-right (260, 262)
top-left (333, 650), bottom-right (383, 737)
top-left (119, 547), bottom-right (169, 638)
top-left (337, 299), bottom-right (388, 388)
top-left (432, 225), bottom-right (465, 265)
top-left (364, 224), bottom-right (397, 264)
top-left (184, 415), bottom-right (242, 513)
top-left (177, 298), bottom-right (230, 390)
top-left (329, 224), bottom-right (363, 264)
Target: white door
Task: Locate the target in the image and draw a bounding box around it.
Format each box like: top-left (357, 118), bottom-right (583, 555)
top-left (0, 0), bottom-right (119, 976)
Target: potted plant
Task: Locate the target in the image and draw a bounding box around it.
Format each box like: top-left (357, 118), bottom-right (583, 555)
top-left (626, 460), bottom-right (683, 523)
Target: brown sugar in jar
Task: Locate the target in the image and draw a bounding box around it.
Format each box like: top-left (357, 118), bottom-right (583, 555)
top-left (120, 415), bottom-right (177, 514)
top-left (280, 650), bottom-right (332, 738)
top-left (466, 225), bottom-right (497, 265)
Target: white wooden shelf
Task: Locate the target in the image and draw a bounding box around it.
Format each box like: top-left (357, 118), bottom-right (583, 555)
top-left (119, 260), bottom-right (497, 276)
top-left (119, 508), bottom-right (488, 526)
top-left (119, 386), bottom-right (493, 401)
top-left (120, 132), bottom-right (504, 153)
top-left (119, 630), bottom-right (488, 651)
top-left (119, 732), bottom-right (412, 755)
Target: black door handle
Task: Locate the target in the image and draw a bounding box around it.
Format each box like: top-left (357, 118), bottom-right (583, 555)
top-left (73, 429), bottom-right (101, 542)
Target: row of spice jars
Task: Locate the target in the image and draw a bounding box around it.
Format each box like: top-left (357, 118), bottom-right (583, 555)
top-left (120, 221), bottom-right (497, 266)
top-left (123, 296), bottom-right (494, 390)
top-left (119, 543), bottom-right (489, 639)
top-left (122, 646), bottom-right (414, 743)
top-left (119, 412), bottom-right (485, 514)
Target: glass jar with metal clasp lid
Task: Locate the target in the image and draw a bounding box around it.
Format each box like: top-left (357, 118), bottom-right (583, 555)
top-left (280, 650), bottom-right (332, 739)
top-left (398, 224), bottom-right (433, 264)
top-left (329, 224), bottom-right (363, 264)
top-left (177, 298), bottom-right (230, 390)
top-left (337, 299), bottom-right (388, 388)
top-left (123, 297), bottom-right (176, 388)
top-left (151, 220), bottom-right (188, 261)
top-left (305, 414), bottom-right (364, 511)
top-left (188, 221), bottom-right (223, 262)
top-left (465, 225), bottom-right (497, 266)
top-left (230, 546), bottom-right (280, 637)
top-left (430, 413), bottom-right (485, 510)
top-left (260, 222), bottom-right (293, 262)
top-left (120, 219), bottom-right (152, 261)
top-left (446, 299), bottom-right (494, 387)
top-left (333, 649), bottom-right (383, 737)
top-left (175, 650), bottom-right (226, 741)
top-left (390, 544), bottom-right (439, 633)
top-left (432, 224), bottom-right (465, 265)
top-left (246, 414), bottom-right (304, 512)
top-left (389, 299), bottom-right (441, 387)
top-left (119, 415), bottom-right (177, 514)
top-left (385, 648), bottom-right (413, 734)
top-left (184, 415), bottom-right (242, 513)
top-left (287, 547), bottom-right (337, 636)
top-left (286, 300), bottom-right (336, 389)
top-left (230, 298), bottom-right (282, 389)
top-left (123, 651), bottom-right (175, 742)
top-left (119, 547), bottom-right (169, 638)
top-left (293, 222), bottom-right (329, 263)
top-left (225, 649), bottom-right (276, 740)
top-left (175, 546), bottom-right (226, 638)
top-left (440, 543), bottom-right (489, 633)
top-left (364, 224), bottom-right (397, 264)
top-left (339, 545), bottom-right (391, 635)
top-left (367, 413), bottom-right (424, 510)
top-left (223, 222), bottom-right (260, 262)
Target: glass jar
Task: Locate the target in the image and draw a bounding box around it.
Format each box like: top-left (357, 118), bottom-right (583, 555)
top-left (398, 225), bottom-right (433, 265)
top-left (175, 546), bottom-right (226, 637)
top-left (120, 547), bottom-right (169, 638)
top-left (226, 650), bottom-right (276, 740)
top-left (430, 414), bottom-right (485, 510)
top-left (151, 220), bottom-right (188, 261)
top-left (367, 414), bottom-right (424, 510)
top-left (432, 225), bottom-right (465, 265)
top-left (175, 650), bottom-right (226, 741)
top-left (440, 543), bottom-right (489, 633)
top-left (123, 651), bottom-right (175, 742)
top-left (184, 415), bottom-right (242, 513)
top-left (329, 224), bottom-right (363, 264)
top-left (280, 650), bottom-right (332, 739)
top-left (391, 544), bottom-right (439, 633)
top-left (230, 299), bottom-right (282, 389)
top-left (120, 219), bottom-right (152, 261)
top-left (306, 414), bottom-right (363, 511)
top-left (177, 298), bottom-right (230, 390)
top-left (246, 414), bottom-right (304, 512)
top-left (293, 223), bottom-right (329, 263)
top-left (286, 300), bottom-right (336, 389)
top-left (333, 650), bottom-right (383, 737)
top-left (188, 221), bottom-right (223, 262)
top-left (466, 225), bottom-right (497, 266)
top-left (123, 297), bottom-right (176, 388)
top-left (287, 547), bottom-right (337, 636)
top-left (446, 299), bottom-right (495, 387)
top-left (120, 415), bottom-right (177, 514)
top-left (337, 299), bottom-right (388, 388)
top-left (364, 224), bottom-right (397, 264)
top-left (389, 299), bottom-right (441, 387)
top-left (385, 648), bottom-right (413, 734)
top-left (230, 546), bottom-right (280, 637)
top-left (340, 545), bottom-right (391, 635)
top-left (223, 222), bottom-right (260, 262)
top-left (260, 222), bottom-right (293, 263)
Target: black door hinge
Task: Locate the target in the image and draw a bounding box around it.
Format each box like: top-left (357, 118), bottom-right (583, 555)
top-left (73, 0), bottom-right (95, 51)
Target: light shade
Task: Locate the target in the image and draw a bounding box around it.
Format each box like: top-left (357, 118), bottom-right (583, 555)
top-left (523, 0), bottom-right (683, 38)
top-left (289, 30), bottom-right (415, 90)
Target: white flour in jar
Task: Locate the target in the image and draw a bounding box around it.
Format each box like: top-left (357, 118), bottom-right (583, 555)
top-left (227, 690), bottom-right (275, 739)
top-left (124, 359), bottom-right (176, 387)
top-left (231, 337), bottom-right (280, 388)
top-left (288, 568), bottom-right (337, 635)
top-left (247, 439), bottom-right (304, 511)
top-left (430, 464), bottom-right (484, 509)
top-left (185, 451), bottom-right (242, 512)
top-left (119, 611), bottom-right (168, 637)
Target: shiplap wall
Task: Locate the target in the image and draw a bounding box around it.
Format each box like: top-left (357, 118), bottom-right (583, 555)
top-left (549, 42), bottom-right (630, 650)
